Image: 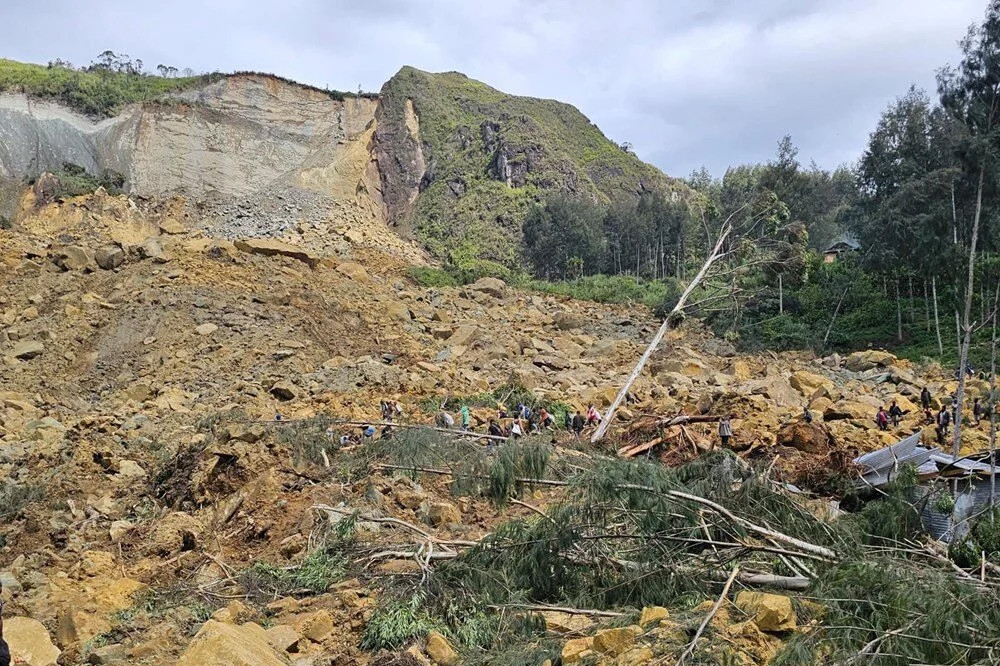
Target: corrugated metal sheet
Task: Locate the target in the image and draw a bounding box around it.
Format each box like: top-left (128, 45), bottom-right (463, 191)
top-left (855, 432), bottom-right (923, 472)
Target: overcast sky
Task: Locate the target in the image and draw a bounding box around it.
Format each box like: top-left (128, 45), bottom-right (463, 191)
top-left (3, 0), bottom-right (987, 177)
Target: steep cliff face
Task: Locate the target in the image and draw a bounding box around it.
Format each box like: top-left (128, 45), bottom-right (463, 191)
top-left (0, 74), bottom-right (402, 257)
top-left (374, 66), bottom-right (688, 267)
top-left (0, 75), bottom-right (381, 199)
top-left (1, 63), bottom-right (686, 268)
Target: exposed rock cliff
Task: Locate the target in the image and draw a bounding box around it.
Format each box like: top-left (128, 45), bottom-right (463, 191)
top-left (1, 64), bottom-right (686, 266)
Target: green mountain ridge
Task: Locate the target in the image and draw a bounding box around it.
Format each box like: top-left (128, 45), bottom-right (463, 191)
top-left (376, 66), bottom-right (688, 268)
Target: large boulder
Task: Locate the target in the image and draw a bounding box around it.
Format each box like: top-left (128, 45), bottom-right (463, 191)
top-left (95, 245), bottom-right (125, 270)
top-left (788, 371), bottom-right (833, 397)
top-left (777, 421), bottom-right (836, 454)
top-left (747, 376), bottom-right (800, 408)
top-left (335, 261), bottom-right (371, 282)
top-left (10, 341), bottom-right (44, 360)
top-left (823, 400), bottom-right (873, 422)
top-left (845, 349), bottom-right (897, 372)
top-left (735, 591), bottom-right (797, 632)
top-left (467, 277), bottom-right (506, 298)
top-left (51, 245), bottom-right (93, 271)
top-left (5, 616), bottom-right (61, 666)
top-left (234, 238), bottom-right (320, 267)
top-left (175, 620), bottom-right (287, 666)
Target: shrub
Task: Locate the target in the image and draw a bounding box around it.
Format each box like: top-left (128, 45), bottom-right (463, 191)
top-left (361, 593), bottom-right (447, 651)
top-left (239, 549), bottom-right (347, 602)
top-left (46, 163), bottom-right (125, 198)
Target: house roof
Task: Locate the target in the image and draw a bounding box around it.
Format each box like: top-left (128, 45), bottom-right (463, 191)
top-left (824, 239), bottom-right (860, 253)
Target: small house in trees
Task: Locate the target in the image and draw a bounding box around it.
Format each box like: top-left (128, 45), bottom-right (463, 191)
top-left (823, 238), bottom-right (860, 263)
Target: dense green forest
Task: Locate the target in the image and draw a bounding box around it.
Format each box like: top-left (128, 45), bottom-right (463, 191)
top-left (417, 1), bottom-right (1000, 374)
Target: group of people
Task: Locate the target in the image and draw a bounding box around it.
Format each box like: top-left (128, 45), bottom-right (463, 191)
top-left (433, 400), bottom-right (607, 441)
top-left (874, 401), bottom-right (907, 431)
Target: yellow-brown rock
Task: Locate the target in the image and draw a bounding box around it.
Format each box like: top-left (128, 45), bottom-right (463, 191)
top-left (562, 636), bottom-right (595, 664)
top-left (638, 606), bottom-right (669, 628)
top-left (6, 617), bottom-right (61, 666)
top-left (175, 620), bottom-right (287, 666)
top-left (735, 591), bottom-right (797, 632)
top-left (593, 626), bottom-right (640, 656)
top-left (426, 630), bottom-right (459, 665)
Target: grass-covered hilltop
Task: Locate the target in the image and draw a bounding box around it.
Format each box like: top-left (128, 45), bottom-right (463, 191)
top-left (0, 56), bottom-right (218, 117)
top-left (376, 66), bottom-right (689, 269)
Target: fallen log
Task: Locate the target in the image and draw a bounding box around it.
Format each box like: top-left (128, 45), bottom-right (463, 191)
top-left (489, 603), bottom-right (624, 618)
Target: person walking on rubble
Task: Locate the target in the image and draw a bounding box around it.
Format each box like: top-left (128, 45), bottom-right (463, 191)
top-left (538, 407), bottom-right (554, 430)
top-left (460, 404), bottom-right (471, 431)
top-left (488, 418), bottom-right (504, 438)
top-left (937, 405), bottom-right (952, 437)
top-left (875, 407), bottom-right (889, 431)
top-left (974, 397), bottom-right (983, 426)
top-left (920, 386), bottom-right (932, 411)
top-left (888, 401), bottom-right (904, 427)
top-left (572, 410), bottom-right (585, 439)
top-left (718, 414), bottom-right (733, 446)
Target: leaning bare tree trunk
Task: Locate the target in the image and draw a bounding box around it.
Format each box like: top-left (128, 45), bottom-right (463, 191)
top-left (909, 275), bottom-right (915, 324)
top-left (592, 223), bottom-right (733, 443)
top-left (823, 283), bottom-right (852, 349)
top-left (991, 287), bottom-right (998, 505)
top-left (954, 167), bottom-right (986, 457)
top-left (933, 276), bottom-right (943, 357)
top-left (924, 279), bottom-right (931, 332)
top-left (896, 280), bottom-right (903, 342)
top-left (778, 273), bottom-right (783, 315)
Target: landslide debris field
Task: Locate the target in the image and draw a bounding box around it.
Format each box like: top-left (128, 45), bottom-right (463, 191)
top-left (3, 187), bottom-right (1000, 666)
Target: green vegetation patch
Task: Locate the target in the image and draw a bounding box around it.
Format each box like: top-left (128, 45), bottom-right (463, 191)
top-left (0, 57), bottom-right (221, 118)
top-left (380, 66), bottom-right (686, 267)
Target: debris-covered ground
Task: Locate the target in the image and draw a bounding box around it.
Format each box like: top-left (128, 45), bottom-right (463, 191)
top-left (4, 190), bottom-right (1000, 665)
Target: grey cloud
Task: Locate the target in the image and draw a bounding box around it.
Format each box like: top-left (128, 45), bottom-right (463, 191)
top-left (0, 0), bottom-right (988, 177)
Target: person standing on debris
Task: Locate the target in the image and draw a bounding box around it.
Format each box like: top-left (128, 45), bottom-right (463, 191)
top-left (920, 386), bottom-right (932, 411)
top-left (488, 418), bottom-right (504, 438)
top-left (460, 404), bottom-right (471, 431)
top-left (564, 410), bottom-right (572, 430)
top-left (363, 424), bottom-right (376, 439)
top-left (586, 404), bottom-right (602, 425)
top-left (951, 395), bottom-right (959, 425)
top-left (718, 415), bottom-right (733, 446)
top-left (802, 404), bottom-right (813, 423)
top-left (937, 405), bottom-right (951, 437)
top-left (974, 398), bottom-right (983, 426)
top-left (572, 410), bottom-right (585, 438)
top-left (497, 402), bottom-right (508, 419)
top-left (539, 407), bottom-right (554, 430)
top-left (888, 401), bottom-right (904, 427)
top-left (510, 419), bottom-right (523, 439)
top-left (875, 407), bottom-right (889, 431)
top-left (0, 598), bottom-right (9, 666)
